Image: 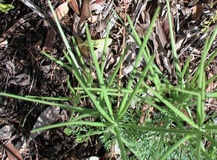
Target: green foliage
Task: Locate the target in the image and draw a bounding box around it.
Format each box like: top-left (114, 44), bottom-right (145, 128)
top-left (0, 2), bottom-right (14, 13)
top-left (0, 0), bottom-right (217, 159)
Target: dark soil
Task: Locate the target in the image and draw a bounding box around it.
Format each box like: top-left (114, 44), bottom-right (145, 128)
top-left (0, 0), bottom-right (217, 159)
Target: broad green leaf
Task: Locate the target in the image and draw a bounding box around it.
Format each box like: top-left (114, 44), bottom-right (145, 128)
top-left (76, 37), bottom-right (112, 58)
top-left (82, 38), bottom-right (112, 50)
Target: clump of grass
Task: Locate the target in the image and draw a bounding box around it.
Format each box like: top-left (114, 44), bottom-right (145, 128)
top-left (1, 0), bottom-right (217, 159)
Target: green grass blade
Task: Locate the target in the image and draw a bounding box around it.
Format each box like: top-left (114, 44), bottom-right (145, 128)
top-left (118, 8), bottom-right (160, 119)
top-left (25, 95), bottom-right (74, 101)
top-left (48, 0), bottom-right (81, 75)
top-left (66, 75), bottom-right (76, 94)
top-left (127, 9), bottom-right (162, 89)
top-left (197, 39), bottom-right (207, 126)
top-left (204, 133), bottom-right (217, 147)
top-left (205, 50), bottom-right (217, 68)
top-left (71, 36), bottom-right (87, 72)
top-left (114, 126), bottom-right (126, 160)
top-left (196, 134), bottom-right (202, 159)
top-left (201, 71), bottom-right (206, 126)
top-left (143, 84), bottom-right (198, 128)
top-left (118, 54), bottom-right (156, 120)
top-left (205, 26), bottom-right (217, 53)
top-left (68, 113), bottom-right (99, 122)
top-left (206, 92), bottom-right (217, 98)
top-left (120, 124), bottom-right (202, 134)
top-left (126, 14), bottom-right (141, 46)
top-left (107, 46), bottom-right (128, 87)
top-left (181, 56), bottom-right (190, 79)
top-left (0, 92), bottom-right (95, 113)
top-left (203, 125), bottom-right (217, 131)
top-left (101, 20), bottom-right (111, 73)
top-left (31, 121), bottom-right (109, 133)
top-left (62, 50), bottom-right (73, 66)
top-left (42, 51), bottom-right (73, 71)
top-left (206, 74), bottom-right (217, 86)
top-left (166, 0), bottom-right (181, 83)
top-left (85, 25), bottom-right (114, 119)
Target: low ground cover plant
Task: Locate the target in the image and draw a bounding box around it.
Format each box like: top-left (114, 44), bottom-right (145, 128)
top-left (1, 0), bottom-right (217, 159)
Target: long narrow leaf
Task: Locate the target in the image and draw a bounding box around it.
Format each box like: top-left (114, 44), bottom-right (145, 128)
top-left (114, 126), bottom-right (126, 160)
top-left (85, 25), bottom-right (114, 119)
top-left (0, 92), bottom-right (95, 113)
top-left (118, 9), bottom-right (160, 118)
top-left (118, 54), bottom-right (156, 120)
top-left (48, 0), bottom-right (81, 75)
top-left (120, 124), bottom-right (202, 134)
top-left (196, 134), bottom-right (202, 160)
top-left (31, 121), bottom-right (109, 132)
top-left (166, 0), bottom-right (181, 83)
top-left (143, 84), bottom-right (198, 128)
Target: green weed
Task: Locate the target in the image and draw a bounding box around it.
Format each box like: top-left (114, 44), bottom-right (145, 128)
top-left (1, 0), bottom-right (217, 159)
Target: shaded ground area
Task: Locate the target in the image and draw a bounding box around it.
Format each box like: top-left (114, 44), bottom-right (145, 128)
top-left (0, 0), bottom-right (217, 159)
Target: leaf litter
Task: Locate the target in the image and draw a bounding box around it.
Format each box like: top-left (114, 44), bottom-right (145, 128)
top-left (0, 0), bottom-right (217, 159)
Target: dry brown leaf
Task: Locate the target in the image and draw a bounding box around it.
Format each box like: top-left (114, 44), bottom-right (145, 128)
top-left (181, 108), bottom-right (190, 118)
top-left (76, 36), bottom-right (90, 58)
top-left (42, 29), bottom-right (56, 51)
top-left (4, 142), bottom-right (23, 160)
top-left (43, 2), bottom-right (69, 27)
top-left (79, 0), bottom-right (92, 27)
top-left (69, 0), bottom-right (80, 15)
top-left (88, 14), bottom-right (99, 23)
top-left (30, 106), bottom-right (60, 138)
top-left (156, 19), bottom-right (168, 47)
top-left (54, 2), bottom-right (69, 20)
top-left (191, 4), bottom-right (204, 21)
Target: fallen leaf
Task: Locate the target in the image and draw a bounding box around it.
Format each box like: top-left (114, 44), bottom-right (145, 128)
top-left (54, 1), bottom-right (69, 20)
top-left (90, 0), bottom-right (105, 14)
top-left (4, 142), bottom-right (23, 160)
top-left (79, 0), bottom-right (91, 27)
top-left (156, 18), bottom-right (168, 47)
top-left (88, 14), bottom-right (99, 23)
top-left (76, 36), bottom-right (90, 58)
top-left (30, 106), bottom-right (60, 138)
top-left (0, 125), bottom-right (13, 140)
top-left (191, 4), bottom-right (204, 21)
top-left (42, 28), bottom-right (56, 51)
top-left (69, 0), bottom-right (80, 15)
